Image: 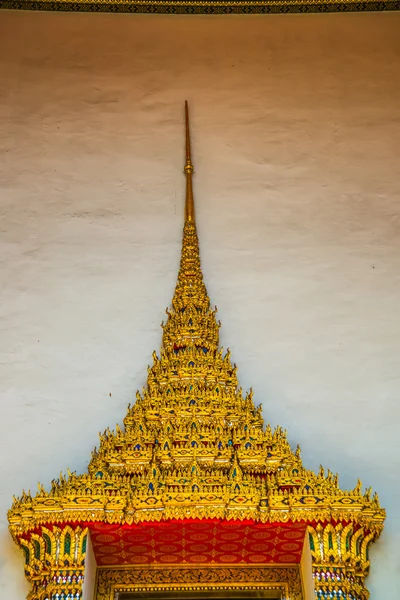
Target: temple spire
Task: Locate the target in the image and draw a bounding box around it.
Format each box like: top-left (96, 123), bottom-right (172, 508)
top-left (184, 101), bottom-right (195, 222)
top-left (161, 102), bottom-right (214, 351)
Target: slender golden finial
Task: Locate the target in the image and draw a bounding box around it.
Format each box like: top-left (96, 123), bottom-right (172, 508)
top-left (184, 101), bottom-right (195, 222)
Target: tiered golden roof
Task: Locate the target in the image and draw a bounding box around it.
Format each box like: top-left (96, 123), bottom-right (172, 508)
top-left (9, 103), bottom-right (385, 600)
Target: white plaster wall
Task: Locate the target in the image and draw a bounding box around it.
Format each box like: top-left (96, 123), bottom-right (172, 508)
top-left (0, 10), bottom-right (399, 599)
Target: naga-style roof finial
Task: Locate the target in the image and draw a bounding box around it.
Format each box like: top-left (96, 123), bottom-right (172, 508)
top-left (184, 101), bottom-right (195, 222)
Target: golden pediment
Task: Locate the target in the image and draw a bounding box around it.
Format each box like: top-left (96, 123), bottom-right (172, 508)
top-left (9, 103), bottom-right (384, 600)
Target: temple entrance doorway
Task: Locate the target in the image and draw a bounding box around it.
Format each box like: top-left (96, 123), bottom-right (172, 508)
top-left (95, 563), bottom-right (302, 600)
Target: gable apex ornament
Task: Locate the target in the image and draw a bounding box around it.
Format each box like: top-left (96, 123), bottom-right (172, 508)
top-left (9, 104), bottom-right (385, 600)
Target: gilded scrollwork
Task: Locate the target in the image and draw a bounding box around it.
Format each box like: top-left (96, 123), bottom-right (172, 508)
top-left (96, 565), bottom-right (302, 600)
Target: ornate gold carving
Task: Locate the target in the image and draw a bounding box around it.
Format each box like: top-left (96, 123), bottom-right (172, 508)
top-left (17, 526), bottom-right (87, 600)
top-left (1, 0), bottom-right (399, 14)
top-left (9, 104), bottom-right (385, 600)
top-left (308, 522), bottom-right (378, 600)
top-left (95, 565), bottom-right (302, 600)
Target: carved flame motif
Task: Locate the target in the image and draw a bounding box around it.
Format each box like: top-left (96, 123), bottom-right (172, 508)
top-left (9, 103), bottom-right (385, 600)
